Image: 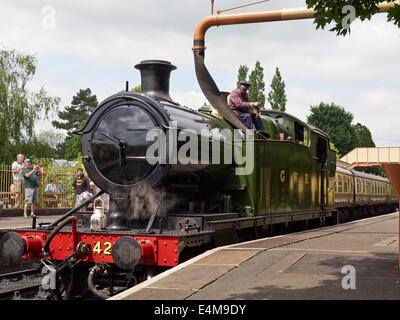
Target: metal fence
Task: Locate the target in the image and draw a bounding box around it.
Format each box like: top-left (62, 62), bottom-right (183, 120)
top-left (0, 164), bottom-right (76, 209)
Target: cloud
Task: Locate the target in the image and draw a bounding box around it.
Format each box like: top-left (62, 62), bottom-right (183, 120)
top-left (1, 0), bottom-right (399, 146)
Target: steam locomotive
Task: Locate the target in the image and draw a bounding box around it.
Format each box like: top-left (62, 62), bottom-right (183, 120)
top-left (0, 60), bottom-right (397, 299)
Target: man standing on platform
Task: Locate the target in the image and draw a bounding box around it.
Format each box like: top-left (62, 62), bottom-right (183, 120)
top-left (11, 154), bottom-right (25, 208)
top-left (228, 80), bottom-right (266, 132)
top-left (22, 159), bottom-right (40, 218)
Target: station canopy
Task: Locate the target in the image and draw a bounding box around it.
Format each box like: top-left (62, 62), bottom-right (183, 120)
top-left (340, 147), bottom-right (400, 199)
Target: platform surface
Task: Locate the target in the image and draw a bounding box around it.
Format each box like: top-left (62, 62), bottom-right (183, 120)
top-left (111, 212), bottom-right (400, 300)
top-left (0, 215), bottom-right (61, 231)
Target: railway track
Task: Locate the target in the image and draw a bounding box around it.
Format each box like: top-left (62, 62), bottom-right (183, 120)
top-left (0, 283), bottom-right (42, 300)
top-left (0, 260), bottom-right (42, 300)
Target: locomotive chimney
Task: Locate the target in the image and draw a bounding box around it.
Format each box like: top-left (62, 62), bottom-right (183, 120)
top-left (134, 60), bottom-right (177, 101)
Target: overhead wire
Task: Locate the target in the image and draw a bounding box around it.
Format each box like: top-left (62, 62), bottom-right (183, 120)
top-left (211, 0), bottom-right (271, 15)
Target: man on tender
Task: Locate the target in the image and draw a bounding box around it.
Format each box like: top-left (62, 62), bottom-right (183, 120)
top-left (228, 80), bottom-right (266, 131)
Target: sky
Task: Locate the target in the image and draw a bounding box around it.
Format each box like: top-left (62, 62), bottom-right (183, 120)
top-left (1, 0), bottom-right (399, 148)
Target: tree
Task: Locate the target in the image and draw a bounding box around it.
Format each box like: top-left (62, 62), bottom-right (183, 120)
top-left (353, 123), bottom-right (375, 147)
top-left (0, 49), bottom-right (60, 164)
top-left (305, 0), bottom-right (400, 36)
top-left (119, 84), bottom-right (141, 93)
top-left (52, 89), bottom-right (98, 159)
top-left (267, 67), bottom-right (287, 111)
top-left (132, 85), bottom-right (141, 92)
top-left (64, 134), bottom-right (82, 160)
top-left (248, 61), bottom-right (266, 109)
top-left (236, 65), bottom-right (249, 87)
top-left (329, 141), bottom-right (341, 159)
top-left (352, 123), bottom-right (385, 176)
top-left (52, 88), bottom-right (98, 136)
top-left (36, 130), bottom-right (66, 150)
top-left (307, 102), bottom-right (358, 156)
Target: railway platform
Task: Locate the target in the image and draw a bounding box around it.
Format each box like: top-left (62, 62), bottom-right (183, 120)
top-left (111, 212), bottom-right (400, 300)
top-left (0, 215), bottom-right (61, 235)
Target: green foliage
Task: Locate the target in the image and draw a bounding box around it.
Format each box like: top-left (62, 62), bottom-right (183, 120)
top-left (329, 141), bottom-right (341, 159)
top-left (52, 89), bottom-right (98, 159)
top-left (132, 85), bottom-right (141, 92)
top-left (306, 0), bottom-right (400, 36)
top-left (353, 122), bottom-right (375, 147)
top-left (307, 102), bottom-right (358, 156)
top-left (0, 49), bottom-right (60, 164)
top-left (308, 103), bottom-right (385, 176)
top-left (42, 161), bottom-right (85, 207)
top-left (352, 123), bottom-right (385, 176)
top-left (236, 65), bottom-right (249, 87)
top-left (52, 88), bottom-right (98, 137)
top-left (248, 61), bottom-right (266, 109)
top-left (64, 134), bottom-right (82, 160)
top-left (387, 3), bottom-right (400, 27)
top-left (267, 67), bottom-right (287, 111)
top-left (119, 84), bottom-right (141, 93)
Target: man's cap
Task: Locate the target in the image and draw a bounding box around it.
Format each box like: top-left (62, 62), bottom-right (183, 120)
top-left (239, 80), bottom-right (251, 89)
top-left (24, 158), bottom-right (31, 163)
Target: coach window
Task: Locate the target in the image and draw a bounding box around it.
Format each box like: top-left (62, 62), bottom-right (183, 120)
top-left (338, 175), bottom-right (343, 193)
top-left (344, 178), bottom-right (348, 193)
top-left (335, 174), bottom-right (339, 192)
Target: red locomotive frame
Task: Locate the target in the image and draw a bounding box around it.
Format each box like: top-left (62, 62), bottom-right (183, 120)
top-left (12, 216), bottom-right (180, 267)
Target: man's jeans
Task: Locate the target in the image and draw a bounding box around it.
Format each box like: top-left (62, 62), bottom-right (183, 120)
top-left (237, 113), bottom-right (266, 131)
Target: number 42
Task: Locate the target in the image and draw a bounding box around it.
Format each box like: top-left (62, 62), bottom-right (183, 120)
top-left (93, 241), bottom-right (113, 255)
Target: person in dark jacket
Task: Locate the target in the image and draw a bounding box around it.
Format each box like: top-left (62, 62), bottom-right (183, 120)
top-left (228, 80), bottom-right (266, 131)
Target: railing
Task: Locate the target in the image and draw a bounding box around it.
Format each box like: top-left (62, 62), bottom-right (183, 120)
top-left (0, 164), bottom-right (76, 209)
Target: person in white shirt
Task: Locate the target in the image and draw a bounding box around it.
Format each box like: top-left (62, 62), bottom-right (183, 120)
top-left (11, 154), bottom-right (25, 208)
top-left (45, 179), bottom-right (57, 193)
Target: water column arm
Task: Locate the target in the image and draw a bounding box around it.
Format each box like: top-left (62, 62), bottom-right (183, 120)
top-left (192, 2), bottom-right (399, 129)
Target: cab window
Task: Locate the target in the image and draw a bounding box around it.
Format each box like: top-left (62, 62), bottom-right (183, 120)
top-left (294, 122), bottom-right (305, 145)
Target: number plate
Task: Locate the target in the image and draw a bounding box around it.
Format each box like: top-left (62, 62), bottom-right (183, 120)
top-left (92, 241), bottom-right (113, 255)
